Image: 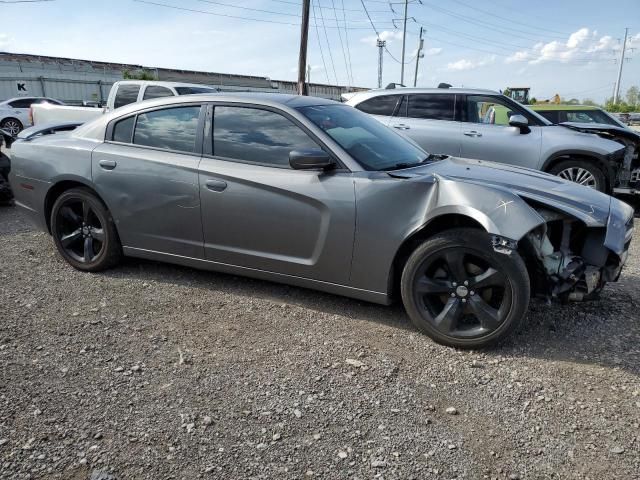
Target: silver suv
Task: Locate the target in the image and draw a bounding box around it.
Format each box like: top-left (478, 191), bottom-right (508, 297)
top-left (345, 88), bottom-right (633, 194)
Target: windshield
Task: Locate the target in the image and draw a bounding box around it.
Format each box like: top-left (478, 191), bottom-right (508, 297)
top-left (175, 86), bottom-right (218, 95)
top-left (297, 104), bottom-right (428, 171)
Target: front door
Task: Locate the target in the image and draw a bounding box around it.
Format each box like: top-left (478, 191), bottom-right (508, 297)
top-left (91, 104), bottom-right (205, 258)
top-left (460, 95), bottom-right (542, 169)
top-left (199, 104), bottom-right (356, 284)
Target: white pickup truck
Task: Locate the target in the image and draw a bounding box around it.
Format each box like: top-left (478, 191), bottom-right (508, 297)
top-left (31, 80), bottom-right (219, 125)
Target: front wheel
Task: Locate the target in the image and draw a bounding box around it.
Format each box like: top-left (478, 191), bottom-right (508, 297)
top-left (549, 159), bottom-right (607, 192)
top-left (0, 118), bottom-right (23, 136)
top-left (400, 228), bottom-right (530, 348)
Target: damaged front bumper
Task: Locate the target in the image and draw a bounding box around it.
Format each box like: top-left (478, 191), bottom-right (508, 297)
top-left (521, 199), bottom-right (634, 301)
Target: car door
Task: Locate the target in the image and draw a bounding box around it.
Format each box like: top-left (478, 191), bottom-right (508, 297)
top-left (199, 103), bottom-right (356, 284)
top-left (389, 93), bottom-right (462, 156)
top-left (460, 95), bottom-right (542, 169)
top-left (7, 97), bottom-right (37, 128)
top-left (91, 103), bottom-right (206, 258)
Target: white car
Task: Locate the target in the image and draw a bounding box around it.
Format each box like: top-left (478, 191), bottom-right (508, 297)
top-left (0, 97), bottom-right (64, 135)
top-left (30, 81), bottom-right (220, 126)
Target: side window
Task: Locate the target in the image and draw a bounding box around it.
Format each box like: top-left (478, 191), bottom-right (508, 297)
top-left (536, 110), bottom-right (558, 123)
top-left (355, 95), bottom-right (400, 116)
top-left (113, 85), bottom-right (141, 109)
top-left (407, 94), bottom-right (455, 120)
top-left (112, 116), bottom-right (135, 143)
top-left (213, 106), bottom-right (319, 168)
top-left (9, 98), bottom-right (35, 109)
top-left (566, 111), bottom-right (597, 123)
top-left (466, 95), bottom-right (515, 125)
top-left (143, 86), bottom-right (174, 100)
top-left (133, 106), bottom-right (201, 153)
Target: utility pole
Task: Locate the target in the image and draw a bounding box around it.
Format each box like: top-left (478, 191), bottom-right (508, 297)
top-left (377, 39), bottom-right (386, 88)
top-left (613, 27), bottom-right (628, 103)
top-left (399, 0), bottom-right (408, 84)
top-left (297, 0), bottom-right (311, 95)
top-left (413, 27), bottom-right (424, 87)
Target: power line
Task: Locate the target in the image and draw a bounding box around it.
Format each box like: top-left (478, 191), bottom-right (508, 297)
top-left (330, 0), bottom-right (353, 86)
top-left (133, 0), bottom-right (385, 30)
top-left (267, 0), bottom-right (390, 14)
top-left (316, 0), bottom-right (340, 83)
top-left (359, 0), bottom-right (411, 64)
top-left (340, 0), bottom-right (355, 85)
top-left (311, 0), bottom-right (331, 84)
top-left (448, 0), bottom-right (572, 38)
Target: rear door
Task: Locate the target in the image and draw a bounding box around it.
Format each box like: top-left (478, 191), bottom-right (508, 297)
top-left (198, 103), bottom-right (356, 284)
top-left (92, 103), bottom-right (205, 258)
top-left (460, 95), bottom-right (542, 168)
top-left (389, 93), bottom-right (462, 156)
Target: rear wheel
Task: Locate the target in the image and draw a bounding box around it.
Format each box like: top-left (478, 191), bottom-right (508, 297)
top-left (549, 159), bottom-right (607, 192)
top-left (400, 228), bottom-right (530, 348)
top-left (50, 188), bottom-right (121, 271)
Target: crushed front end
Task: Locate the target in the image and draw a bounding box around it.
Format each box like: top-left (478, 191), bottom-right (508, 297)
top-left (519, 199), bottom-right (634, 301)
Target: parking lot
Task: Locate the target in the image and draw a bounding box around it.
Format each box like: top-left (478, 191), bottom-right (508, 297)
top-left (1, 204), bottom-right (639, 479)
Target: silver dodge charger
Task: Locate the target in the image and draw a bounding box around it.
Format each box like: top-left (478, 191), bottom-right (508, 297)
top-left (8, 93), bottom-right (634, 348)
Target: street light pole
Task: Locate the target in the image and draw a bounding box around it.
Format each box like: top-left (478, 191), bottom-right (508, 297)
top-left (613, 27), bottom-right (628, 104)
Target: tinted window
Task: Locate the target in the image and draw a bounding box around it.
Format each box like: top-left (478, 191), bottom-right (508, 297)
top-left (407, 94), bottom-right (455, 120)
top-left (113, 85), bottom-right (141, 109)
top-left (298, 104), bottom-right (427, 171)
top-left (112, 116), bottom-right (135, 143)
top-left (213, 106), bottom-right (318, 167)
top-left (143, 86), bottom-right (174, 100)
top-left (9, 98), bottom-right (37, 109)
top-left (355, 95), bottom-right (400, 116)
top-left (565, 110), bottom-right (614, 125)
top-left (133, 106), bottom-right (201, 153)
top-left (536, 110), bottom-right (559, 123)
top-left (175, 86), bottom-right (218, 95)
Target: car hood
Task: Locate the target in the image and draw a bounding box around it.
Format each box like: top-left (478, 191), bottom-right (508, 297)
top-left (559, 122), bottom-right (640, 143)
top-left (389, 156), bottom-right (613, 226)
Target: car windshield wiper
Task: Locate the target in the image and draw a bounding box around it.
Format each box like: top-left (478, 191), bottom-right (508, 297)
top-left (380, 155), bottom-right (438, 171)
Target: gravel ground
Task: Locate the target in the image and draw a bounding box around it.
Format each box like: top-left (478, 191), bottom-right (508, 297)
top-left (1, 205), bottom-right (639, 480)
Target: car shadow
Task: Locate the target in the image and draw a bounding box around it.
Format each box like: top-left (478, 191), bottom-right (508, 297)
top-left (101, 255), bottom-right (640, 377)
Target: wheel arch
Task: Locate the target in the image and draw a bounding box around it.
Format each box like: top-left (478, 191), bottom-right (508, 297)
top-left (44, 178), bottom-right (106, 233)
top-left (387, 213), bottom-right (486, 299)
top-left (541, 150), bottom-right (614, 191)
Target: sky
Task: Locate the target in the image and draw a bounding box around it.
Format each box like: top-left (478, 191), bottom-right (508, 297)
top-left (1, 0), bottom-right (639, 103)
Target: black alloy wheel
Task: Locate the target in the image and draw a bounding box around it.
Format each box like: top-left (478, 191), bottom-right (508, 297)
top-left (51, 188), bottom-right (121, 271)
top-left (401, 228), bottom-right (530, 348)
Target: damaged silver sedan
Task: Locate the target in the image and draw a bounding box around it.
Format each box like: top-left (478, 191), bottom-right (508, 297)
top-left (8, 94), bottom-right (635, 348)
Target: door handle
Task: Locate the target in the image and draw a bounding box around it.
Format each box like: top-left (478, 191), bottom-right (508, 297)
top-left (205, 179), bottom-right (227, 192)
top-left (98, 159), bottom-right (117, 170)
top-left (393, 124), bottom-right (411, 130)
top-left (463, 131), bottom-right (483, 137)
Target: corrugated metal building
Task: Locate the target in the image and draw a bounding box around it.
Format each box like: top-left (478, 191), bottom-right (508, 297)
top-left (0, 52), bottom-right (363, 104)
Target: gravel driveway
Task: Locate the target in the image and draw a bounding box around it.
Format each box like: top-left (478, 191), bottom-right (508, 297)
top-left (1, 205), bottom-right (638, 479)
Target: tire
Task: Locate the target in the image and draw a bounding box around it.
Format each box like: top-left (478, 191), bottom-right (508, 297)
top-left (50, 187), bottom-right (122, 271)
top-left (400, 228), bottom-right (530, 349)
top-left (0, 118), bottom-right (23, 137)
top-left (549, 159), bottom-right (607, 192)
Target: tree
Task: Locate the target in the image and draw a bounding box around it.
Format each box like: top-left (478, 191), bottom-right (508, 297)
top-left (566, 98), bottom-right (580, 105)
top-left (123, 70), bottom-right (156, 80)
top-left (530, 96), bottom-right (538, 104)
top-left (626, 86), bottom-right (639, 106)
top-left (582, 98), bottom-right (598, 106)
top-left (502, 87), bottom-right (511, 98)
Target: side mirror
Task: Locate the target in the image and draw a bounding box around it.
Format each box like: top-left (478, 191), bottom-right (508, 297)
top-left (509, 114), bottom-right (529, 131)
top-left (289, 149), bottom-right (335, 170)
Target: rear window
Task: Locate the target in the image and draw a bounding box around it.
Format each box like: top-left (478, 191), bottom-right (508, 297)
top-left (113, 85), bottom-right (141, 109)
top-left (143, 86), bottom-right (174, 100)
top-left (112, 116), bottom-right (135, 143)
top-left (133, 106), bottom-right (201, 153)
top-left (407, 94), bottom-right (455, 120)
top-left (536, 110), bottom-right (558, 123)
top-left (355, 95), bottom-right (400, 116)
top-left (8, 98), bottom-right (37, 109)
